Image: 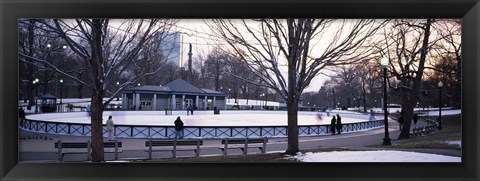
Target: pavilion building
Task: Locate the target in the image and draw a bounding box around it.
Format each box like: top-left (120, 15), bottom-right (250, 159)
top-left (121, 78), bottom-right (227, 111)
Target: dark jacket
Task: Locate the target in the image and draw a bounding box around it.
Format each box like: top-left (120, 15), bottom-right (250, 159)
top-left (330, 117), bottom-right (336, 133)
top-left (413, 114), bottom-right (419, 124)
top-left (336, 115), bottom-right (342, 129)
top-left (19, 108), bottom-right (26, 118)
top-left (174, 118), bottom-right (184, 130)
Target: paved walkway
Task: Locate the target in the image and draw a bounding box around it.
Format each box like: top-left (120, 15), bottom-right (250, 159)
top-left (19, 119), bottom-right (459, 162)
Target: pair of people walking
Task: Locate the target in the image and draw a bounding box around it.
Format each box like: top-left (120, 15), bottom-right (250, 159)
top-left (186, 106), bottom-right (194, 115)
top-left (330, 114), bottom-right (342, 135)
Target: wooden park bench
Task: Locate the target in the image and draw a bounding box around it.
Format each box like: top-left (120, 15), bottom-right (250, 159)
top-left (55, 140), bottom-right (122, 162)
top-left (145, 139), bottom-right (203, 159)
top-left (218, 137), bottom-right (268, 155)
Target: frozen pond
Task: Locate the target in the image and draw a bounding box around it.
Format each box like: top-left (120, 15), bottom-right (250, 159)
top-left (26, 110), bottom-right (378, 127)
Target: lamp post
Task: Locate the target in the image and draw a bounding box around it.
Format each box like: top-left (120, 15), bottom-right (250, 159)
top-left (59, 79), bottom-right (63, 104)
top-left (380, 56), bottom-right (391, 145)
top-left (437, 80), bottom-right (443, 130)
top-left (116, 82), bottom-right (120, 101)
top-left (33, 78), bottom-right (39, 113)
top-left (228, 88), bottom-right (231, 103)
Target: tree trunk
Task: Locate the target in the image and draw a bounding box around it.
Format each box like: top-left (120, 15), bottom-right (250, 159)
top-left (398, 90), bottom-right (416, 138)
top-left (27, 19), bottom-right (35, 107)
top-left (90, 93), bottom-right (105, 162)
top-left (285, 96), bottom-right (299, 155)
top-left (398, 19), bottom-right (432, 139)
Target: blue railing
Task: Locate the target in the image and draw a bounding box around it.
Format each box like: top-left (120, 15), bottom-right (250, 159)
top-left (20, 118), bottom-right (385, 139)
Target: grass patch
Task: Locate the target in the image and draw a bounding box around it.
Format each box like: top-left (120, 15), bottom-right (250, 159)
top-left (370, 114), bottom-right (461, 150)
top-left (373, 139), bottom-right (461, 150)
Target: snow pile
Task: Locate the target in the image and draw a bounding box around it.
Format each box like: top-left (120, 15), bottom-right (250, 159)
top-left (286, 150), bottom-right (460, 162)
top-left (445, 141), bottom-right (461, 146)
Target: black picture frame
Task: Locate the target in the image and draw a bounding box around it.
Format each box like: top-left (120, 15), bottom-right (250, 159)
top-left (1, 0), bottom-right (478, 180)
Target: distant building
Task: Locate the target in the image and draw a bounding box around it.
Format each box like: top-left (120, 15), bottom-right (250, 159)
top-left (121, 78), bottom-right (227, 110)
top-left (158, 32), bottom-right (183, 68)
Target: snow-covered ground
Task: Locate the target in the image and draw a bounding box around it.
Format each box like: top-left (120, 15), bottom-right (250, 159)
top-left (445, 141), bottom-right (461, 146)
top-left (286, 150), bottom-right (461, 162)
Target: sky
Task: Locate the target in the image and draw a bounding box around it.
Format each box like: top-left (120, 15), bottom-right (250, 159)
top-left (174, 19), bottom-right (331, 92)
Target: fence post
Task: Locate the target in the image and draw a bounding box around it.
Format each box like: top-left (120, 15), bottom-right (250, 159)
top-left (87, 140), bottom-right (91, 161)
top-left (262, 137), bottom-right (267, 153)
top-left (243, 138), bottom-right (248, 154)
top-left (148, 139), bottom-right (152, 160)
top-left (223, 138), bottom-right (228, 155)
top-left (196, 139), bottom-right (200, 157)
top-left (173, 139), bottom-right (177, 158)
top-left (57, 140), bottom-right (62, 162)
top-left (115, 140), bottom-right (119, 160)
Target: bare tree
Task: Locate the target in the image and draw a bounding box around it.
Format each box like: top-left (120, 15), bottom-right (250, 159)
top-left (380, 19), bottom-right (435, 139)
top-left (19, 19), bottom-right (177, 162)
top-left (211, 19), bottom-right (385, 154)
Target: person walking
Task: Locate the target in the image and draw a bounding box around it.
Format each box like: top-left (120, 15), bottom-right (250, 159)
top-left (174, 116), bottom-right (184, 139)
top-left (190, 106), bottom-right (194, 115)
top-left (397, 110), bottom-right (405, 130)
top-left (18, 107), bottom-right (26, 126)
top-left (413, 113), bottom-right (419, 125)
top-left (368, 109), bottom-right (376, 121)
top-left (330, 116), bottom-right (336, 135)
top-left (336, 114), bottom-right (342, 134)
top-left (106, 115), bottom-right (115, 141)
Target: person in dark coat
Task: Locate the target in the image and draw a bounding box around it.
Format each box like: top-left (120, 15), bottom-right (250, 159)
top-left (398, 116), bottom-right (404, 130)
top-left (18, 107), bottom-right (26, 126)
top-left (413, 113), bottom-right (419, 125)
top-left (190, 106), bottom-right (194, 115)
top-left (336, 114), bottom-right (342, 134)
top-left (174, 116), bottom-right (184, 139)
top-left (330, 116), bottom-right (336, 135)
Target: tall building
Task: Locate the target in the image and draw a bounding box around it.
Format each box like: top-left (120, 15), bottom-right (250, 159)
top-left (158, 32), bottom-right (183, 68)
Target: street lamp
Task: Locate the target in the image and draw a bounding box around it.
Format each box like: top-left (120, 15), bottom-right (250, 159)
top-left (228, 88), bottom-right (231, 103)
top-left (59, 79), bottom-right (63, 104)
top-left (116, 82), bottom-right (120, 101)
top-left (33, 78), bottom-right (40, 113)
top-left (437, 80), bottom-right (443, 130)
top-left (380, 56), bottom-right (391, 145)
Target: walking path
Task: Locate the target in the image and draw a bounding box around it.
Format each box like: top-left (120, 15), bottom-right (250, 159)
top-left (19, 119), bottom-right (460, 162)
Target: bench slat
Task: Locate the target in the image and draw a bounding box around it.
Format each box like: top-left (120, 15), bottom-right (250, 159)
top-left (145, 139), bottom-right (203, 159)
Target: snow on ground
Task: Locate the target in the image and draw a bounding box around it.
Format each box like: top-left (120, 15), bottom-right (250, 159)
top-left (445, 141), bottom-right (461, 146)
top-left (286, 150), bottom-right (461, 162)
top-left (422, 109), bottom-right (461, 116)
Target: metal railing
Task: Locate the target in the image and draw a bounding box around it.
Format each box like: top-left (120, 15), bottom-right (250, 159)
top-left (20, 118), bottom-right (385, 139)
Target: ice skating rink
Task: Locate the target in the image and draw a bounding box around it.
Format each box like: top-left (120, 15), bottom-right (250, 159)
top-left (26, 110), bottom-right (377, 127)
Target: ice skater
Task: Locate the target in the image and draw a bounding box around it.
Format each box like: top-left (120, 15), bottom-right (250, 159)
top-left (317, 112), bottom-right (323, 123)
top-left (368, 110), bottom-right (376, 121)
